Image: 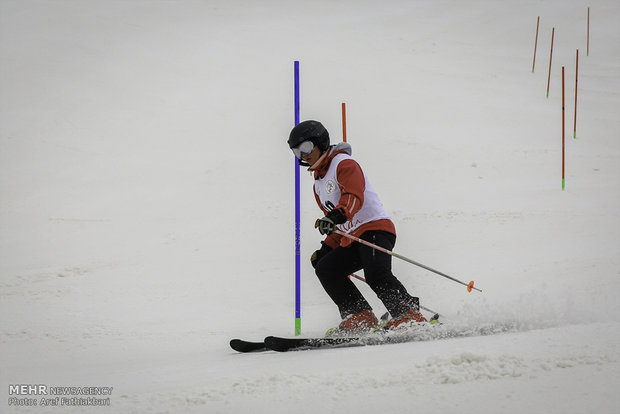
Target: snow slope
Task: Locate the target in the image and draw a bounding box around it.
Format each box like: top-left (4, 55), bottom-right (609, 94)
top-left (1, 0), bottom-right (619, 413)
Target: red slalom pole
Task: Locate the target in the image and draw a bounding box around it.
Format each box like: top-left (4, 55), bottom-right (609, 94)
top-left (574, 49), bottom-right (579, 138)
top-left (587, 7), bottom-right (590, 56)
top-left (331, 228), bottom-right (481, 293)
top-left (562, 66), bottom-right (566, 190)
top-left (532, 16), bottom-right (540, 72)
top-left (341, 102), bottom-right (347, 142)
top-left (547, 27), bottom-right (555, 97)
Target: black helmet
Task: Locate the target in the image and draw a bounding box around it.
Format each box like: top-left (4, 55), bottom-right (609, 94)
top-left (288, 120), bottom-right (330, 152)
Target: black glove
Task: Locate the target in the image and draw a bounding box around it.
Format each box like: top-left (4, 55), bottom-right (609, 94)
top-left (315, 216), bottom-right (335, 235)
top-left (315, 208), bottom-right (347, 236)
top-left (311, 243), bottom-right (332, 269)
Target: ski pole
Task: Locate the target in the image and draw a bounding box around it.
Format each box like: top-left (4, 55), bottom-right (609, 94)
top-left (333, 229), bottom-right (482, 293)
top-left (348, 273), bottom-right (442, 315)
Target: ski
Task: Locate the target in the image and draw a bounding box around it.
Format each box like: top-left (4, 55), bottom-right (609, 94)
top-left (232, 314), bottom-right (442, 353)
top-left (262, 328), bottom-right (432, 352)
top-left (264, 335), bottom-right (369, 352)
top-left (229, 339), bottom-right (267, 353)
top-left (230, 315), bottom-right (528, 353)
top-left (230, 335), bottom-right (375, 353)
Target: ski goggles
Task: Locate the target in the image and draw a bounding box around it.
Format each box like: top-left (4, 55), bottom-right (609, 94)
top-left (291, 140), bottom-right (315, 159)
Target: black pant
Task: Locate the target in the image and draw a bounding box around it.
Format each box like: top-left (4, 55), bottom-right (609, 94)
top-left (314, 230), bottom-right (418, 319)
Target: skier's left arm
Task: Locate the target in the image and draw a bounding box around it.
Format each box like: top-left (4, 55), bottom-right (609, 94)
top-left (333, 158), bottom-right (365, 220)
top-left (315, 158), bottom-right (365, 237)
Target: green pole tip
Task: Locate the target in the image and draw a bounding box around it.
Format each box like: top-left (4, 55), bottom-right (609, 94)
top-left (295, 318), bottom-right (301, 336)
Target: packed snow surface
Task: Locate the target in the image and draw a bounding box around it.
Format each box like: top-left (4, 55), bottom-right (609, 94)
top-left (1, 0), bottom-right (619, 413)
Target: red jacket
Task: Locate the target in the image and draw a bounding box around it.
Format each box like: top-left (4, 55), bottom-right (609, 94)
top-left (311, 146), bottom-right (396, 249)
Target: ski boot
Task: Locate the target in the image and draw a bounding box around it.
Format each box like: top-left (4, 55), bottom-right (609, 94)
top-left (325, 310), bottom-right (379, 337)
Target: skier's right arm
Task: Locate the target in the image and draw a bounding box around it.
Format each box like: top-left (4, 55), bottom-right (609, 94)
top-left (313, 185), bottom-right (343, 248)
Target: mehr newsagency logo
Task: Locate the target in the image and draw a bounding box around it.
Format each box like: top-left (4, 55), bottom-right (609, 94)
top-left (8, 384), bottom-right (114, 408)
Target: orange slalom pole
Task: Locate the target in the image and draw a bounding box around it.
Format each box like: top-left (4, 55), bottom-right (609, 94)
top-left (547, 27), bottom-right (555, 98)
top-left (562, 66), bottom-right (566, 190)
top-left (574, 49), bottom-right (579, 138)
top-left (341, 102), bottom-right (347, 142)
top-left (532, 16), bottom-right (540, 72)
top-left (587, 7), bottom-right (590, 56)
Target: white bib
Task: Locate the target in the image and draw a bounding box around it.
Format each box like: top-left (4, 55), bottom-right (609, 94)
top-left (314, 153), bottom-right (390, 234)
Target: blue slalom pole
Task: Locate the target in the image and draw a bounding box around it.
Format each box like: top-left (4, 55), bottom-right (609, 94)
top-left (294, 61), bottom-right (301, 336)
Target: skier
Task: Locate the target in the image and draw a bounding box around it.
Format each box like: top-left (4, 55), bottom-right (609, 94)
top-left (288, 120), bottom-right (427, 333)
